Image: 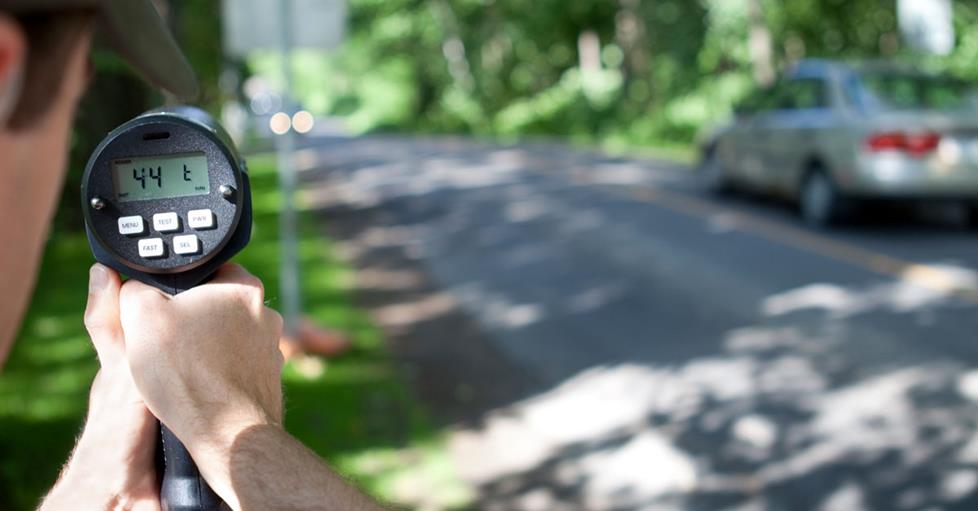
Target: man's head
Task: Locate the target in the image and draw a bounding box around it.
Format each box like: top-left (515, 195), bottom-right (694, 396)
top-left (0, 1), bottom-right (197, 365)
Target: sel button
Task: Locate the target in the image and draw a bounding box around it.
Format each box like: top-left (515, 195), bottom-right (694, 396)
top-left (153, 212), bottom-right (180, 232)
top-left (173, 235), bottom-right (200, 255)
top-left (138, 238), bottom-right (165, 258)
top-left (117, 215), bottom-right (145, 235)
top-left (187, 209), bottom-right (215, 230)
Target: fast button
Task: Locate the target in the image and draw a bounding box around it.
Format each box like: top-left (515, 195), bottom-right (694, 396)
top-left (138, 238), bottom-right (165, 258)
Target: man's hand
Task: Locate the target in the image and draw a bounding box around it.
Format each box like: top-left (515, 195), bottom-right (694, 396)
top-left (41, 264), bottom-right (160, 511)
top-left (118, 263), bottom-right (284, 507)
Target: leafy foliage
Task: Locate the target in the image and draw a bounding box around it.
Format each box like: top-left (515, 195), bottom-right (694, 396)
top-left (258, 0), bottom-right (978, 148)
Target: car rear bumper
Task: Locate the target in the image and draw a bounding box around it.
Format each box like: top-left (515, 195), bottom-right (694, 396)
top-left (847, 152), bottom-right (978, 199)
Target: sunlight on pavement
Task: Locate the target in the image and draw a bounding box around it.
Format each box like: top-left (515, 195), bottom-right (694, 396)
top-left (956, 370), bottom-right (978, 402)
top-left (901, 263), bottom-right (978, 297)
top-left (762, 263), bottom-right (978, 320)
top-left (565, 283), bottom-right (626, 314)
top-left (356, 268), bottom-right (425, 291)
top-left (762, 280), bottom-right (948, 318)
top-left (373, 293), bottom-right (457, 328)
top-left (578, 431), bottom-right (697, 508)
top-left (303, 139), bottom-right (526, 210)
top-left (818, 483), bottom-right (867, 511)
top-left (450, 332), bottom-right (978, 509)
top-left (504, 198), bottom-right (552, 223)
top-left (456, 284), bottom-right (545, 330)
top-left (300, 137), bottom-right (978, 509)
top-left (732, 415), bottom-right (778, 450)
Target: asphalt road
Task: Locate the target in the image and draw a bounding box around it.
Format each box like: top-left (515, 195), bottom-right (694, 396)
top-left (300, 136), bottom-right (978, 511)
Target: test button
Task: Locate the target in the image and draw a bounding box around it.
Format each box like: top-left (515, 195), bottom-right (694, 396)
top-left (153, 212), bottom-right (180, 233)
top-left (187, 209), bottom-right (214, 230)
top-left (117, 215), bottom-right (145, 236)
top-left (173, 234), bottom-right (200, 255)
top-left (138, 238), bottom-right (165, 258)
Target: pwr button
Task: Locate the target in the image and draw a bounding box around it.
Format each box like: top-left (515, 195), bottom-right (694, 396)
top-left (187, 209), bottom-right (214, 230)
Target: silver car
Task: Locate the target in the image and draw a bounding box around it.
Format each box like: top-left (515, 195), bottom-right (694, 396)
top-left (698, 59), bottom-right (978, 226)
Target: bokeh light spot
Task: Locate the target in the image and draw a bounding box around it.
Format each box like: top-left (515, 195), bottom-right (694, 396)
top-left (270, 111), bottom-right (292, 135)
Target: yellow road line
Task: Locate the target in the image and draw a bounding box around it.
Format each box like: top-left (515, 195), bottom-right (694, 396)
top-left (626, 187), bottom-right (978, 304)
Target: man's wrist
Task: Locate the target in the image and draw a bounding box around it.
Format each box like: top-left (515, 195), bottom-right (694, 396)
top-left (41, 455), bottom-right (128, 511)
top-left (183, 405), bottom-right (279, 457)
top-left (41, 368), bottom-right (160, 511)
top-left (180, 406), bottom-right (281, 506)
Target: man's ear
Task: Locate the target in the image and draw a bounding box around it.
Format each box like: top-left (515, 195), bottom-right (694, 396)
top-left (0, 13), bottom-right (25, 128)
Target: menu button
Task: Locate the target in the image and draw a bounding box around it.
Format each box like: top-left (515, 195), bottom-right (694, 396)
top-left (117, 216), bottom-right (145, 236)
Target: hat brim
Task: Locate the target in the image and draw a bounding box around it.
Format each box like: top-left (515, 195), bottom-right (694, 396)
top-left (98, 0), bottom-right (198, 100)
top-left (3, 0), bottom-right (199, 99)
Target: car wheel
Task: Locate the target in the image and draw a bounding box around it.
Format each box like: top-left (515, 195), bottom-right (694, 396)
top-left (698, 147), bottom-right (731, 194)
top-left (799, 170), bottom-right (844, 227)
top-left (965, 203), bottom-right (978, 229)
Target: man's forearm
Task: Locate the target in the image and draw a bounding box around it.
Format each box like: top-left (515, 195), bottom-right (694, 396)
top-left (191, 424), bottom-right (385, 511)
top-left (41, 468), bottom-right (118, 511)
top-left (39, 426), bottom-right (159, 511)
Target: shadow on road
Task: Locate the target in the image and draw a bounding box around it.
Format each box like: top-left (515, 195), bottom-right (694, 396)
top-left (709, 186), bottom-right (976, 237)
top-left (301, 135), bottom-right (978, 510)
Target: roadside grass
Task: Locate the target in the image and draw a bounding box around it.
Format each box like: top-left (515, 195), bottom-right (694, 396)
top-left (0, 154), bottom-right (468, 510)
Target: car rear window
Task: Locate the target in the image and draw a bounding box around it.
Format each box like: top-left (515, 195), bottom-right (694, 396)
top-left (858, 72), bottom-right (978, 111)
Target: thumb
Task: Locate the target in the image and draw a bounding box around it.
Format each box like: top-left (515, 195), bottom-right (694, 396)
top-left (83, 264), bottom-right (124, 366)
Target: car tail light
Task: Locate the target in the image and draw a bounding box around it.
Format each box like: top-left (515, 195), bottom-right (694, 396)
top-left (865, 131), bottom-right (941, 157)
top-left (865, 132), bottom-right (905, 152)
top-left (904, 132), bottom-right (941, 156)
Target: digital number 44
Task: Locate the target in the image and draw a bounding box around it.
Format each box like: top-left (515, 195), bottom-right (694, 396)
top-left (133, 167), bottom-right (162, 189)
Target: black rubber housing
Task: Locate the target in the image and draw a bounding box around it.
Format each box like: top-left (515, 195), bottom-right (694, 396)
top-left (81, 107), bottom-right (250, 510)
top-left (160, 425), bottom-right (226, 511)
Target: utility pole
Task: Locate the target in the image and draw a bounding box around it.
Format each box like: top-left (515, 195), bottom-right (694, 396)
top-left (276, 0), bottom-right (302, 337)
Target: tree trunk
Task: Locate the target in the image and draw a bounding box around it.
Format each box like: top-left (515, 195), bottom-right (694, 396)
top-left (578, 30), bottom-right (602, 79)
top-left (616, 0), bottom-right (650, 84)
top-left (433, 0), bottom-right (474, 92)
top-left (748, 0), bottom-right (774, 86)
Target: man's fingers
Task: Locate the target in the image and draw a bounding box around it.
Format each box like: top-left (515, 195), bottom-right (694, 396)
top-left (118, 277), bottom-right (170, 313)
top-left (83, 264), bottom-right (124, 365)
top-left (212, 263), bottom-right (264, 299)
top-left (212, 263), bottom-right (260, 287)
top-left (118, 277), bottom-right (170, 336)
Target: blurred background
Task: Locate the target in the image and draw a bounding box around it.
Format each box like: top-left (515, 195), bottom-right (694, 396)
top-left (8, 0), bottom-right (978, 509)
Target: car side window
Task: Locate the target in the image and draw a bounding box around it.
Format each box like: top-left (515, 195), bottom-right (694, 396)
top-left (736, 89), bottom-right (770, 116)
top-left (842, 74), bottom-right (868, 111)
top-left (779, 78), bottom-right (829, 110)
top-left (745, 83), bottom-right (786, 114)
top-left (761, 83), bottom-right (788, 111)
